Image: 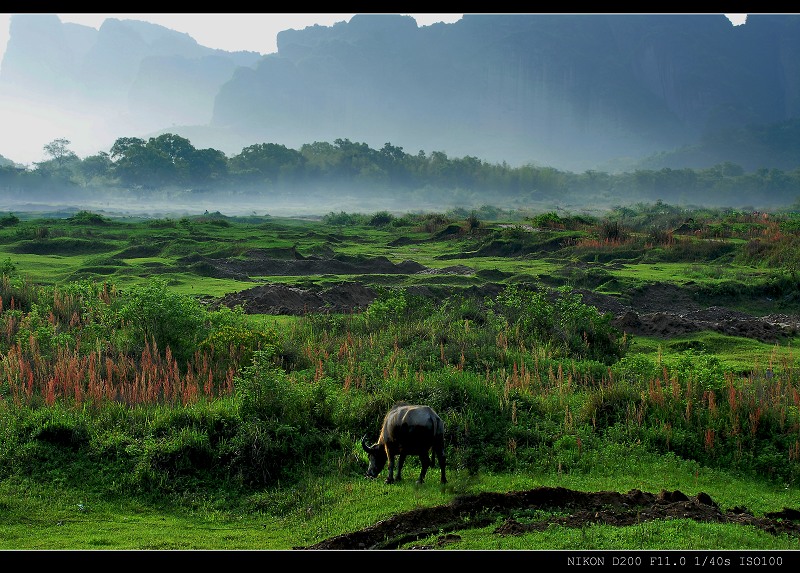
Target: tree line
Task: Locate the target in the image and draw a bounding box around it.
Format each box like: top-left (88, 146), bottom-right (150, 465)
top-left (2, 134), bottom-right (800, 208)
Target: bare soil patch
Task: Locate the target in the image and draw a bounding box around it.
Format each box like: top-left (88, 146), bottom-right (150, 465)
top-left (216, 273), bottom-right (800, 343)
top-left (298, 486), bottom-right (800, 550)
top-left (196, 250), bottom-right (429, 279)
top-left (579, 284), bottom-right (800, 343)
top-left (216, 282), bottom-right (378, 315)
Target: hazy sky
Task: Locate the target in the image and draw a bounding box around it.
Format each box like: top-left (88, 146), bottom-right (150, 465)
top-left (0, 13), bottom-right (464, 61)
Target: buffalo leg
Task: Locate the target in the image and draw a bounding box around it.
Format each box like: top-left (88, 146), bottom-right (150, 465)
top-left (395, 453), bottom-right (407, 481)
top-left (417, 452), bottom-right (431, 483)
top-left (435, 448), bottom-right (447, 483)
top-left (386, 454), bottom-right (396, 484)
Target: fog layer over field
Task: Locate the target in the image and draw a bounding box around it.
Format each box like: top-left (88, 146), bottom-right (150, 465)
top-left (0, 186), bottom-right (562, 219)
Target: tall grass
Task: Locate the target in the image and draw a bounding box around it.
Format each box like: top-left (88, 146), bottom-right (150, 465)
top-left (2, 273), bottom-right (797, 502)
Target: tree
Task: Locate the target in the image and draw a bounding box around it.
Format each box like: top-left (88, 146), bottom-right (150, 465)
top-left (35, 138), bottom-right (80, 183)
top-left (230, 143), bottom-right (304, 183)
top-left (299, 141), bottom-right (340, 173)
top-left (148, 133), bottom-right (195, 163)
top-left (109, 137), bottom-right (146, 160)
top-left (111, 142), bottom-right (173, 188)
top-left (78, 152), bottom-right (113, 183)
top-left (109, 134), bottom-right (196, 188)
top-left (43, 138), bottom-right (77, 167)
top-left (146, 134), bottom-right (197, 185)
top-left (108, 134), bottom-right (237, 188)
top-left (185, 148), bottom-right (229, 185)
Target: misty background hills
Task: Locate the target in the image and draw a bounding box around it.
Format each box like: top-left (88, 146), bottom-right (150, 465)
top-left (2, 13), bottom-right (800, 174)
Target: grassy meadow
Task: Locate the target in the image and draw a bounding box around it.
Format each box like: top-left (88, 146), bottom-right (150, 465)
top-left (0, 203), bottom-right (799, 550)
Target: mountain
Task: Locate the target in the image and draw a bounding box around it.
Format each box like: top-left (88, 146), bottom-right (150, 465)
top-left (2, 13), bottom-right (799, 173)
top-left (0, 14), bottom-right (261, 163)
top-left (208, 13), bottom-right (800, 173)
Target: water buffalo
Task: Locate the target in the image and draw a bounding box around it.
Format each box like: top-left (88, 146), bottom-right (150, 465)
top-left (362, 403), bottom-right (447, 484)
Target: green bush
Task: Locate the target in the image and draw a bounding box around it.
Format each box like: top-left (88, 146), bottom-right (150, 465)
top-left (322, 211), bottom-right (367, 226)
top-left (118, 278), bottom-right (207, 364)
top-left (0, 213), bottom-right (19, 228)
top-left (487, 284), bottom-right (627, 364)
top-left (200, 306), bottom-right (279, 374)
top-left (665, 350), bottom-right (725, 392)
top-left (368, 211), bottom-right (394, 227)
top-left (364, 288), bottom-right (409, 326)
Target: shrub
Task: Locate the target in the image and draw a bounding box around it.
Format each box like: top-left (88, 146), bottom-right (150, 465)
top-left (487, 284), bottom-right (627, 364)
top-left (666, 350), bottom-right (725, 392)
top-left (118, 278), bottom-right (207, 364)
top-left (69, 211), bottom-right (109, 225)
top-left (465, 212), bottom-right (481, 231)
top-left (599, 219), bottom-right (628, 242)
top-left (530, 211), bottom-right (563, 229)
top-left (322, 211), bottom-right (366, 226)
top-left (364, 288), bottom-right (409, 325)
top-left (0, 213), bottom-right (19, 228)
top-left (0, 257), bottom-right (16, 276)
top-left (368, 211), bottom-right (394, 227)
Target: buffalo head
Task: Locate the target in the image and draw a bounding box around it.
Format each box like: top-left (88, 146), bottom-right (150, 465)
top-left (362, 434), bottom-right (388, 479)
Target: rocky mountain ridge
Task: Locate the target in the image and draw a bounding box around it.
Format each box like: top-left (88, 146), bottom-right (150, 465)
top-left (2, 14), bottom-right (800, 172)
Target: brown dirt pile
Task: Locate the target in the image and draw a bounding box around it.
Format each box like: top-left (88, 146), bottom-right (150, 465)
top-left (298, 486), bottom-right (800, 550)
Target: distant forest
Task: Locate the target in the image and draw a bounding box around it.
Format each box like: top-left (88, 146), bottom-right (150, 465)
top-left (1, 133), bottom-right (800, 211)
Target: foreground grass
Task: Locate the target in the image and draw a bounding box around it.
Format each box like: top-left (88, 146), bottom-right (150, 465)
top-left (2, 445), bottom-right (798, 550)
top-left (422, 519), bottom-right (800, 550)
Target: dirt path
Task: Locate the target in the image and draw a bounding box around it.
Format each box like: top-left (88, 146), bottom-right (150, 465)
top-left (298, 486), bottom-right (800, 550)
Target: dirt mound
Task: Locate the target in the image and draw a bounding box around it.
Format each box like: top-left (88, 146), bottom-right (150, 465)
top-left (216, 279), bottom-right (800, 341)
top-left (298, 486), bottom-right (800, 550)
top-left (199, 251), bottom-right (428, 278)
top-left (416, 265), bottom-right (475, 275)
top-left (621, 311), bottom-right (798, 342)
top-left (216, 283), bottom-right (377, 315)
top-left (629, 283), bottom-right (703, 314)
top-left (207, 246), bottom-right (800, 341)
top-left (579, 288), bottom-right (800, 343)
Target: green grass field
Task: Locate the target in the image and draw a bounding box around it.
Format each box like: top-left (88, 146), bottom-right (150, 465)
top-left (1, 204), bottom-right (799, 551)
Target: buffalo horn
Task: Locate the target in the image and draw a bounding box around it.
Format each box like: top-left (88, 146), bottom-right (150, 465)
top-left (361, 434), bottom-right (373, 452)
